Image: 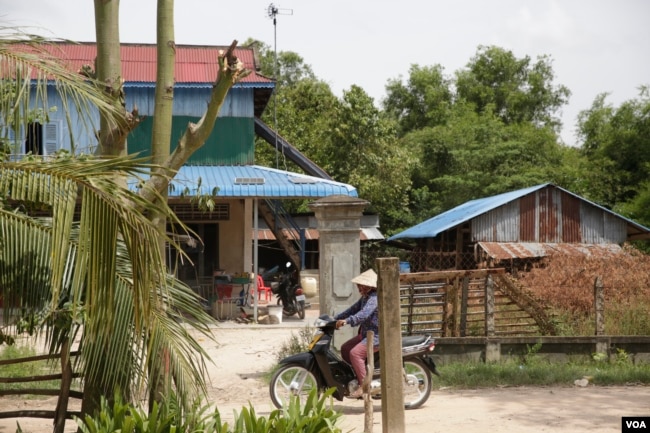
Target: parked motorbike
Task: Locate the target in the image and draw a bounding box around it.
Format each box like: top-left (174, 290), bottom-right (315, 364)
top-left (269, 314), bottom-right (440, 410)
top-left (272, 262), bottom-right (306, 319)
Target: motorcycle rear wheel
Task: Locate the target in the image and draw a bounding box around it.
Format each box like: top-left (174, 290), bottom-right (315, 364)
top-left (276, 298), bottom-right (297, 317)
top-left (402, 358), bottom-right (432, 409)
top-left (296, 301), bottom-right (305, 319)
top-left (269, 363), bottom-right (321, 409)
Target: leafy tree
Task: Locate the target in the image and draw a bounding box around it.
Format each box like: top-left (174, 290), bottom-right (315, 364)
top-left (248, 39), bottom-right (316, 87)
top-left (383, 64), bottom-right (452, 135)
top-left (397, 98), bottom-right (569, 228)
top-left (325, 86), bottom-right (412, 221)
top-left (380, 45), bottom-right (575, 232)
top-left (455, 45), bottom-right (570, 130)
top-left (577, 88), bottom-right (650, 209)
top-left (257, 77), bottom-right (339, 177)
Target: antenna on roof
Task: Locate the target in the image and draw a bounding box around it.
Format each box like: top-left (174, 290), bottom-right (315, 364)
top-left (267, 3), bottom-right (293, 23)
top-left (267, 3), bottom-right (293, 171)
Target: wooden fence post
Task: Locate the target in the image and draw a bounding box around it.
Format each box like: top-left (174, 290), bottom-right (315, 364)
top-left (363, 331), bottom-right (374, 433)
top-left (54, 340), bottom-right (72, 433)
top-left (485, 275), bottom-right (500, 362)
top-left (377, 257), bottom-right (405, 433)
top-left (447, 277), bottom-right (459, 337)
top-left (594, 276), bottom-right (604, 336)
top-left (460, 277), bottom-right (469, 337)
top-left (407, 284), bottom-right (415, 335)
top-left (485, 275), bottom-right (495, 336)
top-left (594, 276), bottom-right (608, 356)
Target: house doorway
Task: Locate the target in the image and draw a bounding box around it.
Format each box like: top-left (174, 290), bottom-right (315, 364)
top-left (169, 223), bottom-right (219, 286)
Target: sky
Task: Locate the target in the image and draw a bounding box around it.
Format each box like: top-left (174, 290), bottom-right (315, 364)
top-left (3, 0), bottom-right (649, 147)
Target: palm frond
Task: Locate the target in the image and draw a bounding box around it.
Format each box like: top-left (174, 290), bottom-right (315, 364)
top-left (0, 154), bottom-right (216, 408)
top-left (0, 29), bottom-right (124, 152)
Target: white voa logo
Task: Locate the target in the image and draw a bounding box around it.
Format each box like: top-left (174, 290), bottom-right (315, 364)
top-left (626, 420), bottom-right (647, 429)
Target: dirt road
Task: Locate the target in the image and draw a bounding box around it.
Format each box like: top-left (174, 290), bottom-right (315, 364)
top-left (207, 316), bottom-right (650, 433)
top-left (2, 311), bottom-right (649, 432)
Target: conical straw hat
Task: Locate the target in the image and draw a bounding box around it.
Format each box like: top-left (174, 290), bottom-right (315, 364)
top-left (350, 269), bottom-right (377, 288)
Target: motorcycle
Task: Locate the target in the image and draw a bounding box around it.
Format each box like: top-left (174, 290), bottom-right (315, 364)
top-left (269, 314), bottom-right (440, 410)
top-left (271, 262), bottom-right (307, 319)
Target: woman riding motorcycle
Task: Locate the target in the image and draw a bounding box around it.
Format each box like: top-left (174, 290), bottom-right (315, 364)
top-left (334, 269), bottom-right (379, 398)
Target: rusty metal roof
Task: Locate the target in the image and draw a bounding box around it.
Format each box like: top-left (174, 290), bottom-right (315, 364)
top-left (478, 242), bottom-right (622, 260)
top-left (18, 42), bottom-right (273, 86)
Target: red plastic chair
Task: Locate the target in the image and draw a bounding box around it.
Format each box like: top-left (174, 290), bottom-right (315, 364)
top-left (255, 275), bottom-right (273, 302)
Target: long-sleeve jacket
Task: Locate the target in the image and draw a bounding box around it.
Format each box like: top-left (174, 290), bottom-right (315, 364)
top-left (334, 291), bottom-right (379, 346)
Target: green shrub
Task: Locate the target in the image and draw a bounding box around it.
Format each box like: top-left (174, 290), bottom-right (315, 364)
top-left (273, 326), bottom-right (313, 363)
top-left (266, 387), bottom-right (342, 433)
top-left (74, 387), bottom-right (343, 433)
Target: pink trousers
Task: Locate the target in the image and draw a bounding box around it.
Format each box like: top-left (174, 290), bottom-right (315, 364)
top-left (340, 334), bottom-right (379, 383)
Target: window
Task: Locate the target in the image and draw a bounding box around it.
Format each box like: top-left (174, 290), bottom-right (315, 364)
top-left (25, 121), bottom-right (60, 156)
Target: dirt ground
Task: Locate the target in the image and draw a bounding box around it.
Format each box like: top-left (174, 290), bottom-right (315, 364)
top-left (2, 309), bottom-right (649, 433)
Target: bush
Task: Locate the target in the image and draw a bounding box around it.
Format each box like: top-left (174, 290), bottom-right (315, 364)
top-left (74, 388), bottom-right (343, 433)
top-left (273, 325), bottom-right (313, 363)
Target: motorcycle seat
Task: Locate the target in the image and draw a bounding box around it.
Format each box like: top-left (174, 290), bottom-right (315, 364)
top-left (402, 335), bottom-right (428, 347)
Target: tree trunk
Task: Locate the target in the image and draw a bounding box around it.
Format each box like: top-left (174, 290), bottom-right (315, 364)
top-left (53, 340), bottom-right (72, 433)
top-left (86, 0), bottom-right (250, 421)
top-left (81, 1), bottom-right (127, 419)
top-left (93, 0), bottom-right (127, 157)
top-left (149, 0), bottom-right (175, 410)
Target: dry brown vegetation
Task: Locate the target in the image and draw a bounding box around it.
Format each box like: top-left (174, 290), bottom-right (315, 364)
top-left (516, 244), bottom-right (650, 334)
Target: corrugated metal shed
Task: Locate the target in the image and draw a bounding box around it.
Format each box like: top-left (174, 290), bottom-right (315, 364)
top-left (389, 183), bottom-right (650, 242)
top-left (389, 184), bottom-right (547, 240)
top-left (138, 165), bottom-right (357, 198)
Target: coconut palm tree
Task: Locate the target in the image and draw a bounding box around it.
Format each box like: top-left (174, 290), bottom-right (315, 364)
top-left (1, 29), bottom-right (216, 430)
top-left (0, 155), bottom-right (215, 427)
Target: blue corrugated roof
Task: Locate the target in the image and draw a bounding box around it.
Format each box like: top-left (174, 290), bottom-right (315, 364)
top-left (160, 165), bottom-right (357, 198)
top-left (389, 184), bottom-right (549, 241)
top-left (389, 183), bottom-right (650, 241)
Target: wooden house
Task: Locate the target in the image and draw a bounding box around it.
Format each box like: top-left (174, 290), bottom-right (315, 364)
top-left (5, 42), bottom-right (364, 289)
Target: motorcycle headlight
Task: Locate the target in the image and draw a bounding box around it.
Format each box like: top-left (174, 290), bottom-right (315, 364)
top-left (313, 317), bottom-right (329, 328)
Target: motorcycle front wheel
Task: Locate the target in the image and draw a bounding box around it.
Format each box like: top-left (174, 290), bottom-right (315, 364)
top-left (269, 363), bottom-right (321, 409)
top-left (402, 358), bottom-right (433, 409)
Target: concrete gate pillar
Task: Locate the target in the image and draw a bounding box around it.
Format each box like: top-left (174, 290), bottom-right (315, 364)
top-left (309, 195), bottom-right (369, 348)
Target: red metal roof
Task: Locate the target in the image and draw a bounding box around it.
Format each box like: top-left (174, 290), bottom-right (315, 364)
top-left (17, 42), bottom-right (273, 85)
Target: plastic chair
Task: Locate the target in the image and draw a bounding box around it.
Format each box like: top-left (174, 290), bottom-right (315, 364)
top-left (255, 275), bottom-right (273, 302)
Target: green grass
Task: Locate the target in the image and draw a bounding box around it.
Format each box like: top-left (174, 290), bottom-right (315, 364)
top-left (434, 352), bottom-right (650, 388)
top-left (0, 344), bottom-right (63, 392)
